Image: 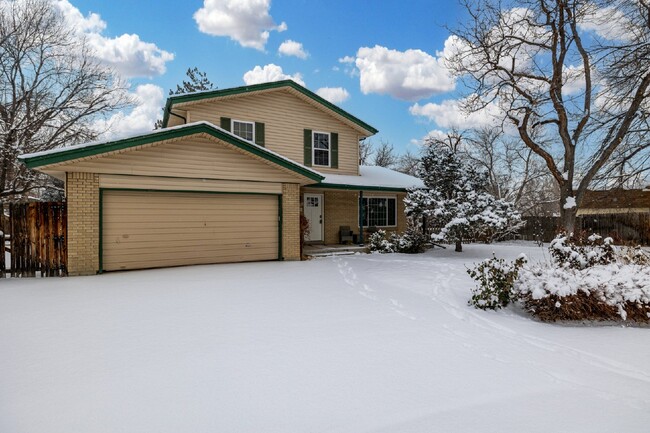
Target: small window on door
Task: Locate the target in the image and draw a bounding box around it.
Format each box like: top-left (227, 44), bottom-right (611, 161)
top-left (306, 196), bottom-right (319, 207)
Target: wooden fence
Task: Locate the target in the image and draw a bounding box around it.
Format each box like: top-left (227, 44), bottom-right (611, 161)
top-left (520, 213), bottom-right (650, 245)
top-left (0, 202), bottom-right (67, 278)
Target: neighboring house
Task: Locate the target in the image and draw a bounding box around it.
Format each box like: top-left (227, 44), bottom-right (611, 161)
top-left (19, 80), bottom-right (423, 275)
top-left (578, 187), bottom-right (650, 243)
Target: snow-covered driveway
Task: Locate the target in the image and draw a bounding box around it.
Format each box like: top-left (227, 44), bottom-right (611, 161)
top-left (1, 243), bottom-right (648, 433)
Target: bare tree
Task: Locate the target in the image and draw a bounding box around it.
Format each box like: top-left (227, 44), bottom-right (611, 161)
top-left (359, 138), bottom-right (373, 165)
top-left (373, 140), bottom-right (399, 168)
top-left (0, 0), bottom-right (131, 200)
top-left (448, 0), bottom-right (650, 232)
top-left (396, 149), bottom-right (421, 176)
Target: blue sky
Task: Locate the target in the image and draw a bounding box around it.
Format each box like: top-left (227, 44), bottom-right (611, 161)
top-left (62, 0), bottom-right (472, 154)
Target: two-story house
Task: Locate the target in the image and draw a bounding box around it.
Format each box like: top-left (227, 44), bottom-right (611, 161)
top-left (20, 80), bottom-right (423, 275)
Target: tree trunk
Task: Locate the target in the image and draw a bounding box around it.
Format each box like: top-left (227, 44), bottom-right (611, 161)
top-left (559, 203), bottom-right (578, 234)
top-left (455, 239), bottom-right (463, 252)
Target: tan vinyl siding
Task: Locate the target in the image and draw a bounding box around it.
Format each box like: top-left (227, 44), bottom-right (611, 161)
top-left (99, 174), bottom-right (283, 194)
top-left (57, 135), bottom-right (301, 184)
top-left (102, 190), bottom-right (279, 271)
top-left (188, 90), bottom-right (360, 175)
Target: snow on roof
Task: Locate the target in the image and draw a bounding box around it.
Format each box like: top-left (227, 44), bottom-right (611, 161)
top-left (320, 166), bottom-right (424, 190)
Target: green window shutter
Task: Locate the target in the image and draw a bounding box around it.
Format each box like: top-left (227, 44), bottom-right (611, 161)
top-left (220, 117), bottom-right (231, 132)
top-left (303, 129), bottom-right (312, 166)
top-left (330, 132), bottom-right (338, 169)
top-left (254, 122), bottom-right (265, 147)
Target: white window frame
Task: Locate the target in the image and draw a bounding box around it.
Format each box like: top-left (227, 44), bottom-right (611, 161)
top-left (231, 119), bottom-right (255, 143)
top-left (312, 131), bottom-right (331, 168)
top-left (361, 196), bottom-right (398, 228)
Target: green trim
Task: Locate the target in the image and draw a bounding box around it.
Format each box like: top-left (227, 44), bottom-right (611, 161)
top-left (306, 183), bottom-right (409, 192)
top-left (100, 187), bottom-right (279, 196)
top-left (278, 195), bottom-right (283, 260)
top-left (162, 80), bottom-right (378, 134)
top-left (20, 123), bottom-right (324, 182)
top-left (98, 189), bottom-right (104, 274)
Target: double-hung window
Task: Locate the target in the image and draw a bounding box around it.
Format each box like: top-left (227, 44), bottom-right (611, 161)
top-left (312, 132), bottom-right (330, 167)
top-left (232, 120), bottom-right (254, 142)
top-left (362, 197), bottom-right (397, 227)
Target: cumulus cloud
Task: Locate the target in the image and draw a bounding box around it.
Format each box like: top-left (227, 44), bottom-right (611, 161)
top-left (338, 56), bottom-right (355, 64)
top-left (278, 39), bottom-right (308, 59)
top-left (54, 0), bottom-right (174, 78)
top-left (409, 97), bottom-right (502, 129)
top-left (94, 84), bottom-right (165, 139)
top-left (354, 44), bottom-right (456, 101)
top-left (242, 64), bottom-right (305, 86)
top-left (194, 0), bottom-right (287, 50)
top-left (316, 87), bottom-right (350, 104)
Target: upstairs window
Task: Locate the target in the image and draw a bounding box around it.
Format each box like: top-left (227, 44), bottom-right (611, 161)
top-left (232, 120), bottom-right (254, 142)
top-left (361, 197), bottom-right (397, 227)
top-left (313, 132), bottom-right (330, 167)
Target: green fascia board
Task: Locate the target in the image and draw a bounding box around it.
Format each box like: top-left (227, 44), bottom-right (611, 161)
top-left (20, 123), bottom-right (324, 182)
top-left (162, 80), bottom-right (378, 135)
top-left (306, 183), bottom-right (408, 192)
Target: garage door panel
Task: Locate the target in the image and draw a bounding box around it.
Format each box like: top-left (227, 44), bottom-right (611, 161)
top-left (102, 190), bottom-right (280, 271)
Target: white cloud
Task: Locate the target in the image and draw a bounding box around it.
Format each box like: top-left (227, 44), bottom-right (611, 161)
top-left (316, 87), bottom-right (350, 104)
top-left (278, 40), bottom-right (308, 59)
top-left (338, 56), bottom-right (355, 64)
top-left (578, 5), bottom-right (632, 41)
top-left (193, 0), bottom-right (287, 51)
top-left (409, 97), bottom-right (502, 129)
top-left (54, 0), bottom-right (174, 78)
top-left (242, 64), bottom-right (305, 86)
top-left (94, 84), bottom-right (165, 139)
top-left (355, 45), bottom-right (455, 101)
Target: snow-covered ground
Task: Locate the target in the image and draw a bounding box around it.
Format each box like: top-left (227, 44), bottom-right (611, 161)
top-left (1, 242), bottom-right (648, 433)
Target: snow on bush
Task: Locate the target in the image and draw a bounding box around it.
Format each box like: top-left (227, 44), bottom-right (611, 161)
top-left (368, 225), bottom-right (428, 254)
top-left (515, 263), bottom-right (650, 322)
top-left (469, 234), bottom-right (650, 323)
top-left (467, 253), bottom-right (527, 310)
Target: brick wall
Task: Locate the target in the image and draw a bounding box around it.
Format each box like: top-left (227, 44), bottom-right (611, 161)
top-left (309, 190), bottom-right (408, 244)
top-left (66, 172), bottom-right (99, 276)
top-left (282, 183), bottom-right (301, 260)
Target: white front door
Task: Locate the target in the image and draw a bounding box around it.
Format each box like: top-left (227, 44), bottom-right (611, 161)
top-left (303, 193), bottom-right (323, 242)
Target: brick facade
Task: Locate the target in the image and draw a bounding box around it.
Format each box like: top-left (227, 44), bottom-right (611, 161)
top-left (304, 189), bottom-right (407, 245)
top-left (66, 172), bottom-right (99, 276)
top-left (282, 183), bottom-right (301, 260)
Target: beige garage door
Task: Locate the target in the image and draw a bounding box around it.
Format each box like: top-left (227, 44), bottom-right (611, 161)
top-left (102, 190), bottom-right (279, 271)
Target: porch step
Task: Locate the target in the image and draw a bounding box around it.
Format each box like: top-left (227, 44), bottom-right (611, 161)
top-left (304, 244), bottom-right (368, 257)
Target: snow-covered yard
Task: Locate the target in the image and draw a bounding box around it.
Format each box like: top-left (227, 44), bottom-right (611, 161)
top-left (1, 242), bottom-right (648, 433)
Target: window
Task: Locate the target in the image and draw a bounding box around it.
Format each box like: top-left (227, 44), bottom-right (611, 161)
top-left (232, 120), bottom-right (254, 142)
top-left (312, 132), bottom-right (330, 166)
top-left (362, 197), bottom-right (397, 227)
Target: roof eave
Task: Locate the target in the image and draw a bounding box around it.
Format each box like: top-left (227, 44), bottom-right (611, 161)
top-left (19, 123), bottom-right (324, 183)
top-left (161, 80), bottom-right (378, 135)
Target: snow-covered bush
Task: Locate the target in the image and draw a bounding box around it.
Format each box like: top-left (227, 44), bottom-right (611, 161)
top-left (516, 263), bottom-right (650, 322)
top-left (469, 236), bottom-right (650, 322)
top-left (467, 254), bottom-right (527, 310)
top-left (549, 233), bottom-right (615, 269)
top-left (392, 223), bottom-right (428, 254)
top-left (368, 225), bottom-right (429, 254)
top-left (368, 230), bottom-right (395, 253)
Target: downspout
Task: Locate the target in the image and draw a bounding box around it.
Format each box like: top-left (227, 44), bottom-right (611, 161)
top-left (358, 190), bottom-right (364, 245)
top-left (166, 106), bottom-right (187, 124)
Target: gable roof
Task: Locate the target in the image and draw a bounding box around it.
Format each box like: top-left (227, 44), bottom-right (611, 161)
top-left (161, 80), bottom-right (378, 136)
top-left (19, 121), bottom-right (325, 182)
